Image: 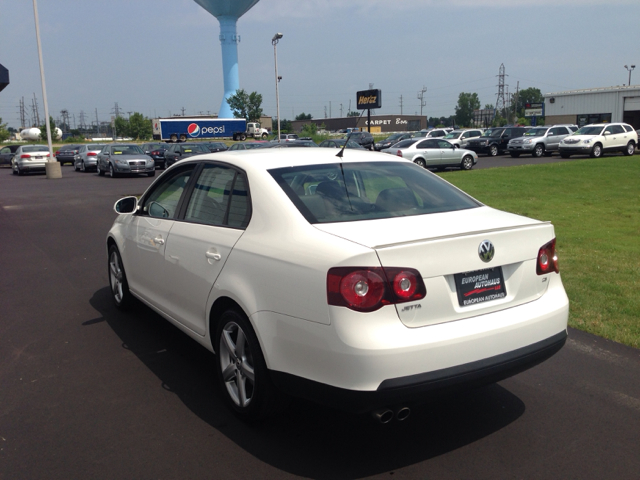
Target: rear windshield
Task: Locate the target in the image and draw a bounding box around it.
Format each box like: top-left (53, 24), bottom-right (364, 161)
top-left (393, 139), bottom-right (419, 149)
top-left (23, 146), bottom-right (49, 152)
top-left (269, 161), bottom-right (480, 224)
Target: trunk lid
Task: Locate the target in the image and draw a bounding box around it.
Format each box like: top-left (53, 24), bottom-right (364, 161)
top-left (315, 207), bottom-right (555, 327)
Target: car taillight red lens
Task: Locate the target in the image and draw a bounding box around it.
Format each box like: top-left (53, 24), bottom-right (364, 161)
top-left (396, 150), bottom-right (402, 157)
top-left (20, 154), bottom-right (30, 158)
top-left (54, 151), bottom-right (58, 157)
top-left (87, 152), bottom-right (97, 156)
top-left (327, 267), bottom-right (426, 312)
top-left (537, 238), bottom-right (559, 275)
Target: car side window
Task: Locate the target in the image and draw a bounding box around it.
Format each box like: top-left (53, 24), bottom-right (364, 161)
top-left (623, 124), bottom-right (634, 132)
top-left (142, 165), bottom-right (195, 219)
top-left (416, 140), bottom-right (431, 149)
top-left (437, 140), bottom-right (453, 149)
top-left (608, 125), bottom-right (624, 134)
top-left (184, 164), bottom-right (238, 227)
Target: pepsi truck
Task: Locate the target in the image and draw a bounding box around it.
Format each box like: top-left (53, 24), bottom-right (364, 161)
top-left (152, 117), bottom-right (269, 142)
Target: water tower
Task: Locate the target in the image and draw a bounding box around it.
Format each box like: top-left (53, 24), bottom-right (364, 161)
top-left (193, 0), bottom-right (260, 118)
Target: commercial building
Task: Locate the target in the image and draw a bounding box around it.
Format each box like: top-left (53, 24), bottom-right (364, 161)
top-left (544, 85), bottom-right (640, 129)
top-left (290, 115), bottom-right (426, 134)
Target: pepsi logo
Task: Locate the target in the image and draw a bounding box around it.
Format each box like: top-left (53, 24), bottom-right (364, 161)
top-left (188, 123), bottom-right (200, 137)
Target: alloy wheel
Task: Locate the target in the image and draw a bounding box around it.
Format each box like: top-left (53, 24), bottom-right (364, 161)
top-left (219, 321), bottom-right (256, 408)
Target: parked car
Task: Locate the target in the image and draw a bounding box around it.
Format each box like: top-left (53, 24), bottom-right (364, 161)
top-left (442, 129), bottom-right (484, 149)
top-left (380, 138), bottom-right (421, 154)
top-left (344, 131), bottom-right (374, 150)
top-left (393, 137), bottom-right (478, 170)
top-left (11, 145), bottom-right (51, 175)
top-left (422, 128), bottom-right (454, 138)
top-left (97, 144), bottom-right (155, 178)
top-left (318, 139), bottom-right (365, 149)
top-left (466, 127), bottom-right (529, 156)
top-left (558, 123), bottom-right (638, 158)
top-left (164, 143), bottom-right (210, 167)
top-left (201, 141), bottom-right (229, 153)
top-left (0, 145), bottom-right (21, 166)
top-left (264, 140), bottom-right (319, 148)
top-left (227, 141), bottom-right (268, 151)
top-left (107, 148), bottom-right (569, 421)
top-left (73, 144), bottom-right (106, 172)
top-left (374, 133), bottom-right (406, 151)
top-left (507, 125), bottom-right (574, 158)
top-left (274, 133), bottom-right (299, 142)
top-left (141, 142), bottom-right (171, 169)
top-left (54, 144), bottom-right (82, 165)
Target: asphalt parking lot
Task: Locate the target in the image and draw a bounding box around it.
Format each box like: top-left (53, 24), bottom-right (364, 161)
top-left (1, 160), bottom-right (639, 479)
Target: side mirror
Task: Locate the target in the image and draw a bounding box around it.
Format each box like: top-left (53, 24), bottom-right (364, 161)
top-left (114, 196), bottom-right (138, 214)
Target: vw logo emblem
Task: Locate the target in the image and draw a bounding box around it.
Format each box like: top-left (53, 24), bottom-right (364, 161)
top-left (478, 240), bottom-right (495, 263)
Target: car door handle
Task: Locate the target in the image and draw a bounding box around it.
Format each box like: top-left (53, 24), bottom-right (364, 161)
top-left (154, 236), bottom-right (165, 245)
top-left (205, 250), bottom-right (221, 261)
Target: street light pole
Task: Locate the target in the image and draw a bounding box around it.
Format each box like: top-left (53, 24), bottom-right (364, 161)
top-left (272, 33), bottom-right (283, 143)
top-left (33, 0), bottom-right (61, 178)
top-left (624, 65), bottom-right (636, 86)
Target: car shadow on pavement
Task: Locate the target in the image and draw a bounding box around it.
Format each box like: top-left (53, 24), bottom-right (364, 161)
top-left (90, 286), bottom-right (526, 479)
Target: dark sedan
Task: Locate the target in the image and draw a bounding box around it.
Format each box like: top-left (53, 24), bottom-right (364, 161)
top-left (344, 131), bottom-right (374, 150)
top-left (318, 139), bottom-right (365, 149)
top-left (164, 143), bottom-right (210, 167)
top-left (374, 133), bottom-right (410, 151)
top-left (141, 142), bottom-right (170, 169)
top-left (265, 140), bottom-right (319, 148)
top-left (0, 145), bottom-right (20, 166)
top-left (55, 144), bottom-right (82, 165)
top-left (201, 141), bottom-right (229, 153)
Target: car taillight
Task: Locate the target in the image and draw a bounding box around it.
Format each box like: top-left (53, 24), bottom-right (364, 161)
top-left (21, 154), bottom-right (30, 158)
top-left (54, 151), bottom-right (58, 157)
top-left (537, 238), bottom-right (559, 275)
top-left (87, 152), bottom-right (97, 156)
top-left (327, 267), bottom-right (426, 312)
top-left (396, 150), bottom-right (402, 157)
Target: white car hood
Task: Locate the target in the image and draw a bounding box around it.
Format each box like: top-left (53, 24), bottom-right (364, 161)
top-left (313, 206), bottom-right (543, 249)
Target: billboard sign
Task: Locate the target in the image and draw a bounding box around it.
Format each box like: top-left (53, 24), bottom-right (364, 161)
top-left (357, 89), bottom-right (381, 110)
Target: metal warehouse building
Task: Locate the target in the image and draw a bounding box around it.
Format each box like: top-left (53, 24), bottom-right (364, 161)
top-left (290, 115), bottom-right (426, 134)
top-left (544, 85), bottom-right (640, 129)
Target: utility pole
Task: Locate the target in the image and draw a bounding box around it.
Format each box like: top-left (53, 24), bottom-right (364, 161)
top-left (340, 103), bottom-right (343, 118)
top-left (399, 95), bottom-right (404, 115)
top-left (180, 107), bottom-right (186, 116)
top-left (417, 86), bottom-right (427, 117)
top-left (324, 106), bottom-right (327, 119)
top-left (95, 108), bottom-right (100, 136)
top-left (513, 81), bottom-right (519, 124)
top-left (127, 111), bottom-right (133, 119)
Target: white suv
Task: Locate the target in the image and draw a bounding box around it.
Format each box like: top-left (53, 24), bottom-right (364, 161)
top-left (558, 123), bottom-right (637, 158)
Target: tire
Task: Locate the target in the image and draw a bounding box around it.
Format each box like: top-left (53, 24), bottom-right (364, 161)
top-left (590, 143), bottom-right (602, 158)
top-left (240, 133), bottom-right (247, 141)
top-left (413, 158), bottom-right (426, 168)
top-left (163, 160), bottom-right (167, 170)
top-left (109, 163), bottom-right (118, 178)
top-left (17, 167), bottom-right (24, 176)
top-left (108, 245), bottom-right (133, 310)
top-left (488, 145), bottom-right (499, 157)
top-left (215, 309), bottom-right (285, 421)
top-left (170, 134), bottom-right (178, 143)
top-left (261, 133), bottom-right (268, 139)
top-left (179, 134), bottom-right (187, 142)
top-left (12, 165), bottom-right (17, 175)
top-left (533, 144), bottom-right (544, 158)
top-left (624, 142), bottom-right (635, 156)
top-left (461, 155), bottom-right (474, 170)
top-left (74, 162), bottom-right (79, 171)
top-left (81, 161), bottom-right (86, 172)
top-left (560, 153), bottom-right (570, 159)
top-left (510, 152), bottom-right (520, 158)
top-left (148, 170), bottom-right (155, 177)
top-left (98, 164), bottom-right (105, 176)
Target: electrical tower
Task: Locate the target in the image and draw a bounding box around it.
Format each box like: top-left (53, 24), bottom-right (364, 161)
top-left (18, 97), bottom-right (27, 128)
top-left (417, 86), bottom-right (427, 117)
top-left (79, 110), bottom-right (87, 130)
top-left (112, 102), bottom-right (122, 118)
top-left (32, 94), bottom-right (41, 126)
top-left (60, 109), bottom-right (70, 132)
top-left (495, 64), bottom-right (508, 115)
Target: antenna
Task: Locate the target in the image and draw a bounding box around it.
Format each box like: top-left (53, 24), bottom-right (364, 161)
top-left (336, 109), bottom-right (366, 158)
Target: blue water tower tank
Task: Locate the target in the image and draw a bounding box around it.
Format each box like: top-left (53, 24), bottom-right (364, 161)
top-left (193, 0), bottom-right (260, 118)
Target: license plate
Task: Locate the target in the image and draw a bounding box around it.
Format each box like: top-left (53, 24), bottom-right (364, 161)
top-left (454, 267), bottom-right (506, 307)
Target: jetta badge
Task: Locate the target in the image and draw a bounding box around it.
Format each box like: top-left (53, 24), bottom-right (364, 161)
top-left (478, 240), bottom-right (495, 263)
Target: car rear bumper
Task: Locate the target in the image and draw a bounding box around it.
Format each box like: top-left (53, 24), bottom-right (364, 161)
top-left (259, 273), bottom-right (569, 411)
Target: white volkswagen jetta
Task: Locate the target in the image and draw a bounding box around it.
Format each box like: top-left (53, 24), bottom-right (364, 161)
top-left (107, 148), bottom-right (569, 422)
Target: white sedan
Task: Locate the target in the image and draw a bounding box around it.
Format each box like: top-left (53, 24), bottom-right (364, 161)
top-left (107, 149), bottom-right (568, 422)
top-left (390, 137), bottom-right (478, 170)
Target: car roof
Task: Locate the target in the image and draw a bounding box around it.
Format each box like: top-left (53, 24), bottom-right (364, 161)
top-left (173, 147), bottom-right (399, 173)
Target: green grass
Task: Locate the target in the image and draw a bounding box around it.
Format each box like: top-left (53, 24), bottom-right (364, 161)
top-left (439, 156), bottom-right (640, 348)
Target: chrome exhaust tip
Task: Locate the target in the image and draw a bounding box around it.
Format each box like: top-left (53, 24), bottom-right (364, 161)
top-left (372, 409), bottom-right (394, 424)
top-left (395, 406), bottom-right (411, 421)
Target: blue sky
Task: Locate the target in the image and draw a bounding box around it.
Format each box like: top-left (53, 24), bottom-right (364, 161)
top-left (1, 0), bottom-right (639, 129)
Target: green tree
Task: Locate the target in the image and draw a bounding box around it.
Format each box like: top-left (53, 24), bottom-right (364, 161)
top-left (0, 117), bottom-right (9, 143)
top-left (455, 92), bottom-right (481, 127)
top-left (346, 111), bottom-right (360, 117)
top-left (295, 112), bottom-right (312, 121)
top-left (300, 123), bottom-right (318, 136)
top-left (227, 89), bottom-right (264, 122)
top-left (514, 87), bottom-right (544, 117)
top-left (114, 116), bottom-right (129, 138)
top-left (39, 116), bottom-right (57, 141)
top-left (128, 112), bottom-right (152, 140)
top-left (278, 119), bottom-right (292, 133)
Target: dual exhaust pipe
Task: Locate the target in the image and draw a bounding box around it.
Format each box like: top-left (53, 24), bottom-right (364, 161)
top-left (372, 406), bottom-right (411, 424)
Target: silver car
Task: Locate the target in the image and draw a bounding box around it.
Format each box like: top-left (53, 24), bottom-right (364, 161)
top-left (74, 144), bottom-right (106, 172)
top-left (507, 125), bottom-right (574, 158)
top-left (97, 144), bottom-right (155, 178)
top-left (442, 129), bottom-right (484, 149)
top-left (393, 137), bottom-right (478, 170)
top-left (11, 145), bottom-right (51, 175)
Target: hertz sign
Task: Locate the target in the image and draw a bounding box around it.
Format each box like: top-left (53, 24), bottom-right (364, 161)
top-left (357, 89), bottom-right (381, 110)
